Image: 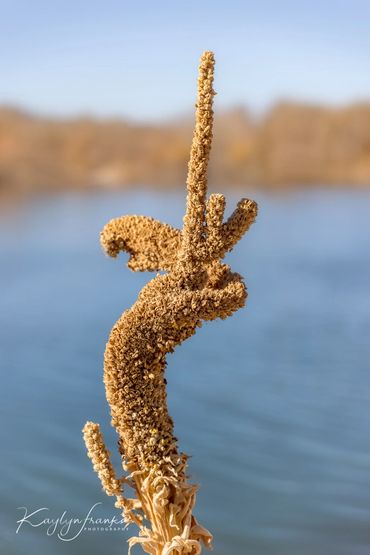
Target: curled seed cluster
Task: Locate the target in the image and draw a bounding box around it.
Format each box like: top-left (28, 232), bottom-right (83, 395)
top-left (83, 51), bottom-right (257, 555)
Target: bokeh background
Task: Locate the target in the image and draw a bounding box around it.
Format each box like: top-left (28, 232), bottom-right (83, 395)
top-left (1, 2), bottom-right (370, 554)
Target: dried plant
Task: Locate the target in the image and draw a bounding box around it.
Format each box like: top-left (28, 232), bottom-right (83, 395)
top-left (83, 51), bottom-right (257, 555)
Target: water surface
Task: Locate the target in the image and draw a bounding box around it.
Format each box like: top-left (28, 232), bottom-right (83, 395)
top-left (1, 188), bottom-right (370, 555)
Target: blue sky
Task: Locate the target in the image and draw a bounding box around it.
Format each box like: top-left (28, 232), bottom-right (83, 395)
top-left (1, 0), bottom-right (370, 121)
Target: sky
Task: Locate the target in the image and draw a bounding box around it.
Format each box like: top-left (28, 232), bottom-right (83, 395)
top-left (1, 0), bottom-right (370, 121)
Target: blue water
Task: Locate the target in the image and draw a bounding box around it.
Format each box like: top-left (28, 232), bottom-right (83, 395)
top-left (1, 188), bottom-right (370, 555)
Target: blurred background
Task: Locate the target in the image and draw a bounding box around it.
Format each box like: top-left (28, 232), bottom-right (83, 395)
top-left (1, 1), bottom-right (370, 554)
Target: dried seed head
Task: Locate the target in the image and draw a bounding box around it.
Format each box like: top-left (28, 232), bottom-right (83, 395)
top-left (83, 51), bottom-right (257, 555)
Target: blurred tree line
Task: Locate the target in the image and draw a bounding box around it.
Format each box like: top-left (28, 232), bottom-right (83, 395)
top-left (0, 102), bottom-right (369, 197)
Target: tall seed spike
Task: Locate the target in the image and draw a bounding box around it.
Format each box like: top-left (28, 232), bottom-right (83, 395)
top-left (181, 51), bottom-right (216, 264)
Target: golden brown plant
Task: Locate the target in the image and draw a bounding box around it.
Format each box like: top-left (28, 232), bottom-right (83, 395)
top-left (83, 51), bottom-right (257, 555)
